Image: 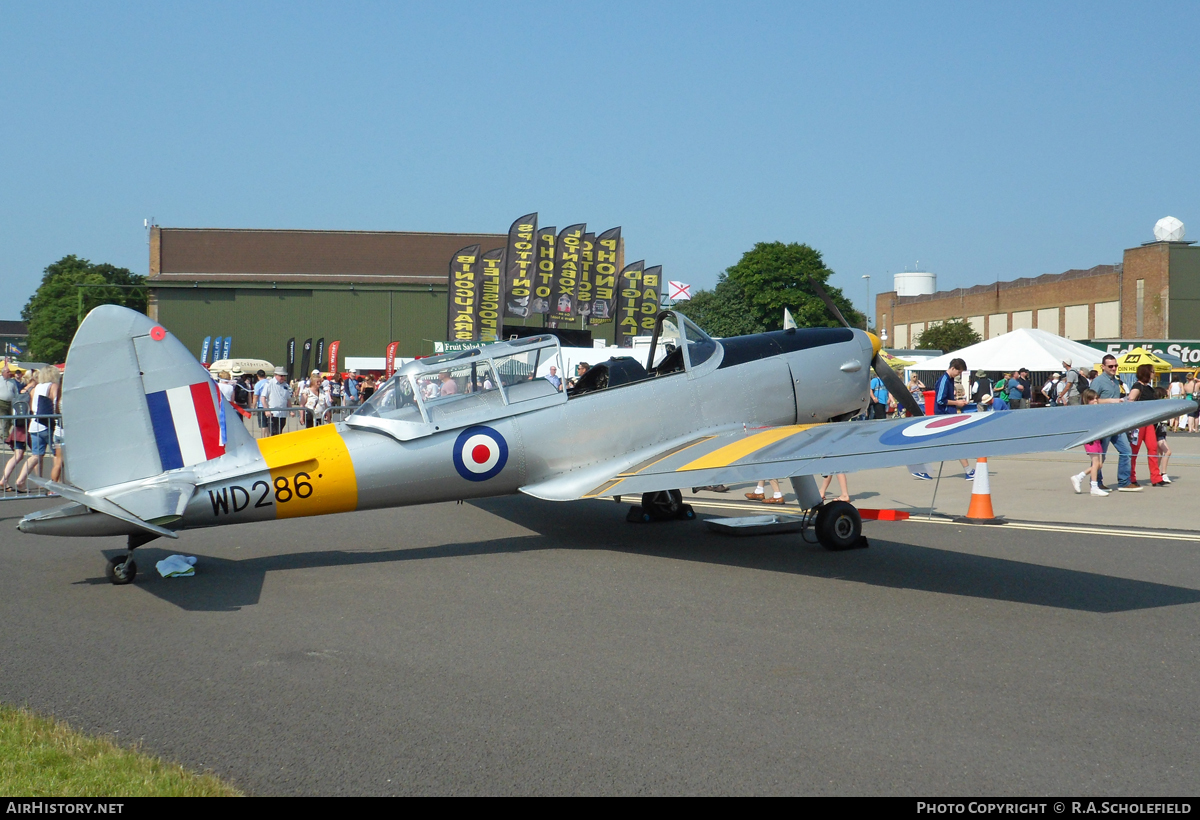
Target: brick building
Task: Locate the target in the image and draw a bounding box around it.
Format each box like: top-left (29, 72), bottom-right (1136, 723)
top-left (875, 239), bottom-right (1200, 348)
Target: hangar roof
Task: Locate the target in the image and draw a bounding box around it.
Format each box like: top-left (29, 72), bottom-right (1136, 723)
top-left (152, 227), bottom-right (506, 285)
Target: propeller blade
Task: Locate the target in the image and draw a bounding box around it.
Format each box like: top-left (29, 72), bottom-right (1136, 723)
top-left (806, 274), bottom-right (851, 329)
top-left (872, 352), bottom-right (924, 417)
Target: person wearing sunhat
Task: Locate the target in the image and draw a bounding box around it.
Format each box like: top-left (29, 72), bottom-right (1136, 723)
top-left (262, 366), bottom-right (293, 436)
top-left (970, 369), bottom-right (994, 411)
top-left (1060, 357), bottom-right (1081, 405)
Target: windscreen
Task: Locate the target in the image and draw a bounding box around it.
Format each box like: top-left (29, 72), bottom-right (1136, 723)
top-left (351, 374), bottom-right (424, 423)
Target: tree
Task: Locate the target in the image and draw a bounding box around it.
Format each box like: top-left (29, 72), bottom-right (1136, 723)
top-left (21, 256), bottom-right (147, 363)
top-left (678, 241), bottom-right (864, 337)
top-left (914, 318), bottom-right (981, 353)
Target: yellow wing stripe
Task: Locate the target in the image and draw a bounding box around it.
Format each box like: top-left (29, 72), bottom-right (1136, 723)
top-left (677, 424), bottom-right (820, 472)
top-left (256, 425), bottom-right (358, 519)
top-left (617, 435), bottom-right (716, 477)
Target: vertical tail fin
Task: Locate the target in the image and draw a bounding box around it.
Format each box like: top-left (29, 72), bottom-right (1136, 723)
top-left (63, 305), bottom-right (251, 491)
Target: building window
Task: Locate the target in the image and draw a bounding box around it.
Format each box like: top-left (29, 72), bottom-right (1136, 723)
top-left (1094, 301), bottom-right (1119, 338)
top-left (1064, 305), bottom-right (1088, 340)
top-left (988, 313), bottom-right (1007, 338)
top-left (1011, 310), bottom-right (1033, 330)
top-left (1037, 308), bottom-right (1059, 335)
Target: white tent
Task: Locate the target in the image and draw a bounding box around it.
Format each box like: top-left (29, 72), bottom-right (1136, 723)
top-left (912, 329), bottom-right (1107, 375)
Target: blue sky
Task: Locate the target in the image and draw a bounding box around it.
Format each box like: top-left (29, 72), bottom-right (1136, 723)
top-left (2, 2), bottom-right (1197, 322)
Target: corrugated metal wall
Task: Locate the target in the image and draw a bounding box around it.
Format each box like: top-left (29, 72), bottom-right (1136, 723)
top-left (155, 285), bottom-right (619, 365)
top-left (156, 287), bottom-right (445, 365)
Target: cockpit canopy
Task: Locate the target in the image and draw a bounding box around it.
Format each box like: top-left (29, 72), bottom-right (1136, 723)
top-left (568, 310), bottom-right (721, 395)
top-left (346, 334), bottom-right (566, 441)
top-left (344, 312), bottom-right (721, 441)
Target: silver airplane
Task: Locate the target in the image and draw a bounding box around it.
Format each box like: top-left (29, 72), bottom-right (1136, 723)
top-left (17, 304), bottom-right (1193, 584)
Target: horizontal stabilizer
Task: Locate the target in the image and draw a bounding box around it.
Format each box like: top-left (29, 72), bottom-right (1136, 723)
top-left (26, 477), bottom-right (180, 539)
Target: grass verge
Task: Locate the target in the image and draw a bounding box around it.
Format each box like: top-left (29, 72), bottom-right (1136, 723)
top-left (0, 704), bottom-right (242, 796)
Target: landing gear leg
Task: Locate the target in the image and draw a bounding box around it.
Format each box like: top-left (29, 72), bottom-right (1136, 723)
top-left (105, 532), bottom-right (160, 585)
top-left (813, 500), bottom-right (868, 551)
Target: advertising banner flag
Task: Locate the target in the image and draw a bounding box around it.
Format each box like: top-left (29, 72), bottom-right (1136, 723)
top-left (550, 224), bottom-right (586, 322)
top-left (638, 266), bottom-right (664, 335)
top-left (286, 338), bottom-right (296, 377)
top-left (532, 227), bottom-right (556, 315)
top-left (315, 338), bottom-right (325, 371)
top-left (300, 338), bottom-right (313, 379)
top-left (668, 281), bottom-right (692, 301)
top-left (385, 341), bottom-right (400, 379)
top-left (576, 232), bottom-right (596, 325)
top-left (200, 336), bottom-right (212, 364)
top-left (328, 341), bottom-right (341, 374)
top-left (589, 227), bottom-right (621, 325)
top-left (222, 336), bottom-right (232, 360)
top-left (616, 261), bottom-right (645, 347)
top-left (504, 213), bottom-right (537, 319)
top-left (477, 248), bottom-right (505, 342)
top-left (447, 244), bottom-right (481, 341)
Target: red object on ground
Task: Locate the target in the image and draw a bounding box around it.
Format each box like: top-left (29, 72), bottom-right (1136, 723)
top-left (923, 389), bottom-right (935, 415)
top-left (857, 509), bottom-right (910, 521)
top-left (1130, 425), bottom-right (1163, 485)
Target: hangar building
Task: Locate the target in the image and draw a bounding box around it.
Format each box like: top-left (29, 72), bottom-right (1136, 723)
top-left (147, 227), bottom-right (618, 368)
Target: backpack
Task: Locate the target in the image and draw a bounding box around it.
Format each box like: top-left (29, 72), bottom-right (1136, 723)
top-left (1075, 370), bottom-right (1089, 393)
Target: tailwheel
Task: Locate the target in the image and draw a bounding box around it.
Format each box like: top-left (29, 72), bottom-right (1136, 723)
top-left (105, 555), bottom-right (138, 585)
top-left (814, 500), bottom-right (866, 551)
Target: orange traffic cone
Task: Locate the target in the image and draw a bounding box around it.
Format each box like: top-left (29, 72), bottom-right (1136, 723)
top-left (953, 457), bottom-right (1007, 525)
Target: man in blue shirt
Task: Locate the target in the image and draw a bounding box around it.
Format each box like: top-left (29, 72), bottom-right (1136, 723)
top-left (1089, 354), bottom-right (1137, 491)
top-left (934, 357), bottom-right (976, 479)
top-left (868, 375), bottom-right (889, 419)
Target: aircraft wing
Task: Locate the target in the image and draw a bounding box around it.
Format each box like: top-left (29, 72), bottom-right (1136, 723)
top-left (520, 400), bottom-right (1195, 501)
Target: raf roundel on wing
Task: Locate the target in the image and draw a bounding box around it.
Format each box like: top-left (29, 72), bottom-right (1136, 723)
top-left (878, 413), bottom-right (996, 446)
top-left (453, 425), bottom-right (509, 481)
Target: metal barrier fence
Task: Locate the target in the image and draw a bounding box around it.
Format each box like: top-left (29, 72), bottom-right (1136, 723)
top-left (0, 412), bottom-right (63, 500)
top-left (239, 405), bottom-right (357, 438)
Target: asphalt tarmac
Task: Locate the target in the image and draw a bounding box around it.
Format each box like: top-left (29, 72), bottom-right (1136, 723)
top-left (1, 490), bottom-right (1198, 796)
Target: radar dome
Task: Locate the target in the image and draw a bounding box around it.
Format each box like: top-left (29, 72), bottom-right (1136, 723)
top-left (1154, 216), bottom-right (1185, 242)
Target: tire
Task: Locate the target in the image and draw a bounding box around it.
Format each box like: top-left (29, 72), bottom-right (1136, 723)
top-left (105, 556), bottom-right (137, 585)
top-left (815, 501), bottom-right (862, 551)
top-left (641, 490), bottom-right (683, 521)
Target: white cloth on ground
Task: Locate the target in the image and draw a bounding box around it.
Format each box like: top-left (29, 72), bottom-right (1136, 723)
top-left (156, 555), bottom-right (198, 578)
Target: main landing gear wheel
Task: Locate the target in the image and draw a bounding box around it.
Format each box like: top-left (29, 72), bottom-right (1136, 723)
top-left (105, 556), bottom-right (137, 585)
top-left (814, 501), bottom-right (866, 551)
top-left (627, 490), bottom-right (696, 523)
top-left (642, 490), bottom-right (682, 520)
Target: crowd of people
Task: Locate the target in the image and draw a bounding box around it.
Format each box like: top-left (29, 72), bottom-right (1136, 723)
top-left (738, 352), bottom-right (1198, 507)
top-left (912, 354), bottom-right (1191, 495)
top-left (212, 366), bottom-right (381, 436)
top-left (1, 363), bottom-right (65, 494)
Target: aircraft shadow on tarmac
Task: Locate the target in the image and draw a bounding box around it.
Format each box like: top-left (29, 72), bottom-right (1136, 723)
top-left (73, 495), bottom-right (1200, 614)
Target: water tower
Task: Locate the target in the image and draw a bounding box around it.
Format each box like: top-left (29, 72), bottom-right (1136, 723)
top-left (894, 269), bottom-right (936, 297)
